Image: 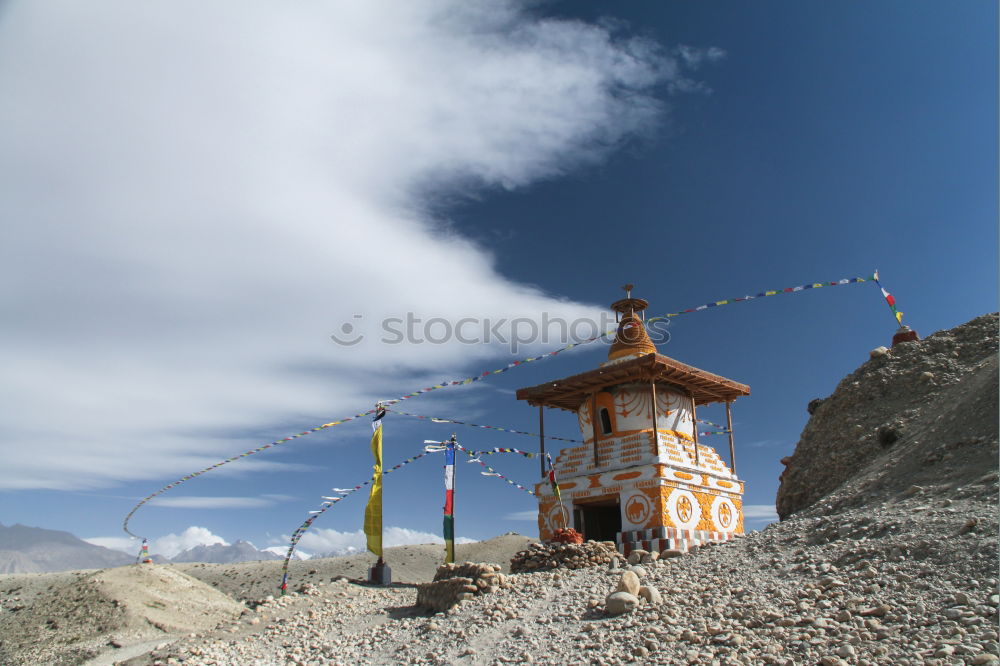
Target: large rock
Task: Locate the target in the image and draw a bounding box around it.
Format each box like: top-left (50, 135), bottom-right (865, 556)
top-left (776, 313), bottom-right (999, 519)
top-left (616, 570), bottom-right (640, 595)
top-left (605, 591), bottom-right (640, 615)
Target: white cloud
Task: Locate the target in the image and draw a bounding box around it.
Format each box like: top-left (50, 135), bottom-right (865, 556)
top-left (150, 526), bottom-right (229, 558)
top-left (743, 504), bottom-right (779, 520)
top-left (85, 525), bottom-right (229, 558)
top-left (0, 1), bottom-right (718, 491)
top-left (148, 496), bottom-right (279, 509)
top-left (674, 45), bottom-right (727, 69)
top-left (293, 526), bottom-right (474, 557)
top-left (504, 510), bottom-right (539, 520)
top-left (84, 536), bottom-right (140, 555)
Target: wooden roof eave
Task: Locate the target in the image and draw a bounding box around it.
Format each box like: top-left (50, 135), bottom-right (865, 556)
top-left (516, 353), bottom-right (749, 411)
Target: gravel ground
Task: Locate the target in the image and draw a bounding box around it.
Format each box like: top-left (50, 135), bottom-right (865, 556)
top-left (3, 314), bottom-right (996, 665)
top-left (119, 483), bottom-right (997, 666)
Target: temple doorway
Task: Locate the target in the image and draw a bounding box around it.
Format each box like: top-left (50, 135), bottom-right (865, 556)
top-left (573, 496), bottom-right (621, 543)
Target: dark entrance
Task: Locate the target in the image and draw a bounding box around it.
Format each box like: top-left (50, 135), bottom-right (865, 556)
top-left (573, 497), bottom-right (621, 542)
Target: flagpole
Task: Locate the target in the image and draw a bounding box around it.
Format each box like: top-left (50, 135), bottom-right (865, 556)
top-left (444, 433), bottom-right (457, 564)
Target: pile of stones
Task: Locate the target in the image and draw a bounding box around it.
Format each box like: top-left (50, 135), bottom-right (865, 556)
top-left (604, 564), bottom-right (663, 615)
top-left (509, 539), bottom-right (617, 572)
top-left (415, 562), bottom-right (509, 612)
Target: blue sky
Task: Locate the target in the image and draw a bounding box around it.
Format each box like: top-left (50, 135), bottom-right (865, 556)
top-left (1, 1), bottom-right (995, 559)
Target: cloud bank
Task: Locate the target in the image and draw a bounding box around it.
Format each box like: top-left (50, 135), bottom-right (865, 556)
top-left (292, 526), bottom-right (475, 557)
top-left (0, 1), bottom-right (715, 491)
top-left (86, 525), bottom-right (228, 558)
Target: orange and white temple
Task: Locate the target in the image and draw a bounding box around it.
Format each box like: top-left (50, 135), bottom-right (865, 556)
top-left (516, 287), bottom-right (750, 555)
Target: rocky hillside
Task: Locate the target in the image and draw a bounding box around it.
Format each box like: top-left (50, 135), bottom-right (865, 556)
top-left (777, 313), bottom-right (998, 519)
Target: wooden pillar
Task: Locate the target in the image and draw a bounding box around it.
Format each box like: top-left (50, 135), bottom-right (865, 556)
top-left (538, 405), bottom-right (546, 478)
top-left (591, 392), bottom-right (600, 468)
top-left (690, 395), bottom-right (701, 467)
top-left (726, 401), bottom-right (737, 474)
top-left (650, 380), bottom-right (660, 456)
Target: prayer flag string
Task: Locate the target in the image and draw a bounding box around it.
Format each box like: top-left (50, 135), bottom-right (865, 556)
top-left (457, 445), bottom-right (538, 496)
top-left (124, 274), bottom-right (873, 539)
top-left (386, 408), bottom-right (581, 443)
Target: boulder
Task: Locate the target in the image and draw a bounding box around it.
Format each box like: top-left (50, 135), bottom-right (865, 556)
top-left (616, 571), bottom-right (640, 595)
top-left (605, 591), bottom-right (640, 615)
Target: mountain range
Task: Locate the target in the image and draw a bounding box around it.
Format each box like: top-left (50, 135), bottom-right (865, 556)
top-left (0, 523), bottom-right (301, 573)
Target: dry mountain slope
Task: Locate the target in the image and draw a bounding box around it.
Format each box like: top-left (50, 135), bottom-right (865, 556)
top-left (777, 312), bottom-right (998, 519)
top-left (0, 523), bottom-right (134, 573)
top-left (0, 565), bottom-right (243, 666)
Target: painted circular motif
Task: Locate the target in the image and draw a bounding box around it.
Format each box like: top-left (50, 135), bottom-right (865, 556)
top-left (546, 503), bottom-right (567, 531)
top-left (677, 496), bottom-right (693, 522)
top-left (624, 493), bottom-right (651, 526)
top-left (718, 502), bottom-right (732, 528)
top-left (710, 495), bottom-right (739, 533)
top-left (666, 489), bottom-right (701, 530)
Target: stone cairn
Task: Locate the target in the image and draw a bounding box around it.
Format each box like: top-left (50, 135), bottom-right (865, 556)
top-left (415, 562), bottom-right (510, 612)
top-left (509, 540), bottom-right (618, 573)
top-left (605, 550), bottom-right (664, 615)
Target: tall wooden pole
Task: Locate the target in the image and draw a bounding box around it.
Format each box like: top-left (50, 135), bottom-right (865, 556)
top-left (591, 392), bottom-right (600, 468)
top-left (538, 405), bottom-right (546, 478)
top-left (690, 395), bottom-right (701, 467)
top-left (726, 401), bottom-right (737, 474)
top-left (650, 380), bottom-right (660, 456)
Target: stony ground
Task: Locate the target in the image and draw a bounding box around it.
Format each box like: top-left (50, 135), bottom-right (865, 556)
top-left (2, 314), bottom-right (997, 665)
top-left (116, 479), bottom-right (997, 666)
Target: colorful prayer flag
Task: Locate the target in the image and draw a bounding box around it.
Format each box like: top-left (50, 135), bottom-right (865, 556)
top-left (873, 270), bottom-right (904, 326)
top-left (363, 406), bottom-right (386, 558)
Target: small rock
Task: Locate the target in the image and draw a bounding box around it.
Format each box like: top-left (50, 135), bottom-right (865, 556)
top-left (627, 550), bottom-right (648, 565)
top-left (860, 605), bottom-right (890, 617)
top-left (638, 586), bottom-right (662, 604)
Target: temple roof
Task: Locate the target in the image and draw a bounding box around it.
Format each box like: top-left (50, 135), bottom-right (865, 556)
top-left (516, 352), bottom-right (750, 411)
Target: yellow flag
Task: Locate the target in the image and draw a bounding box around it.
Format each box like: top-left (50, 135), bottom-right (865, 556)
top-left (363, 421), bottom-right (383, 557)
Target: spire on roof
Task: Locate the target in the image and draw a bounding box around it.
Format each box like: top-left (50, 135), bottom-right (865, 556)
top-left (606, 284), bottom-right (656, 364)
